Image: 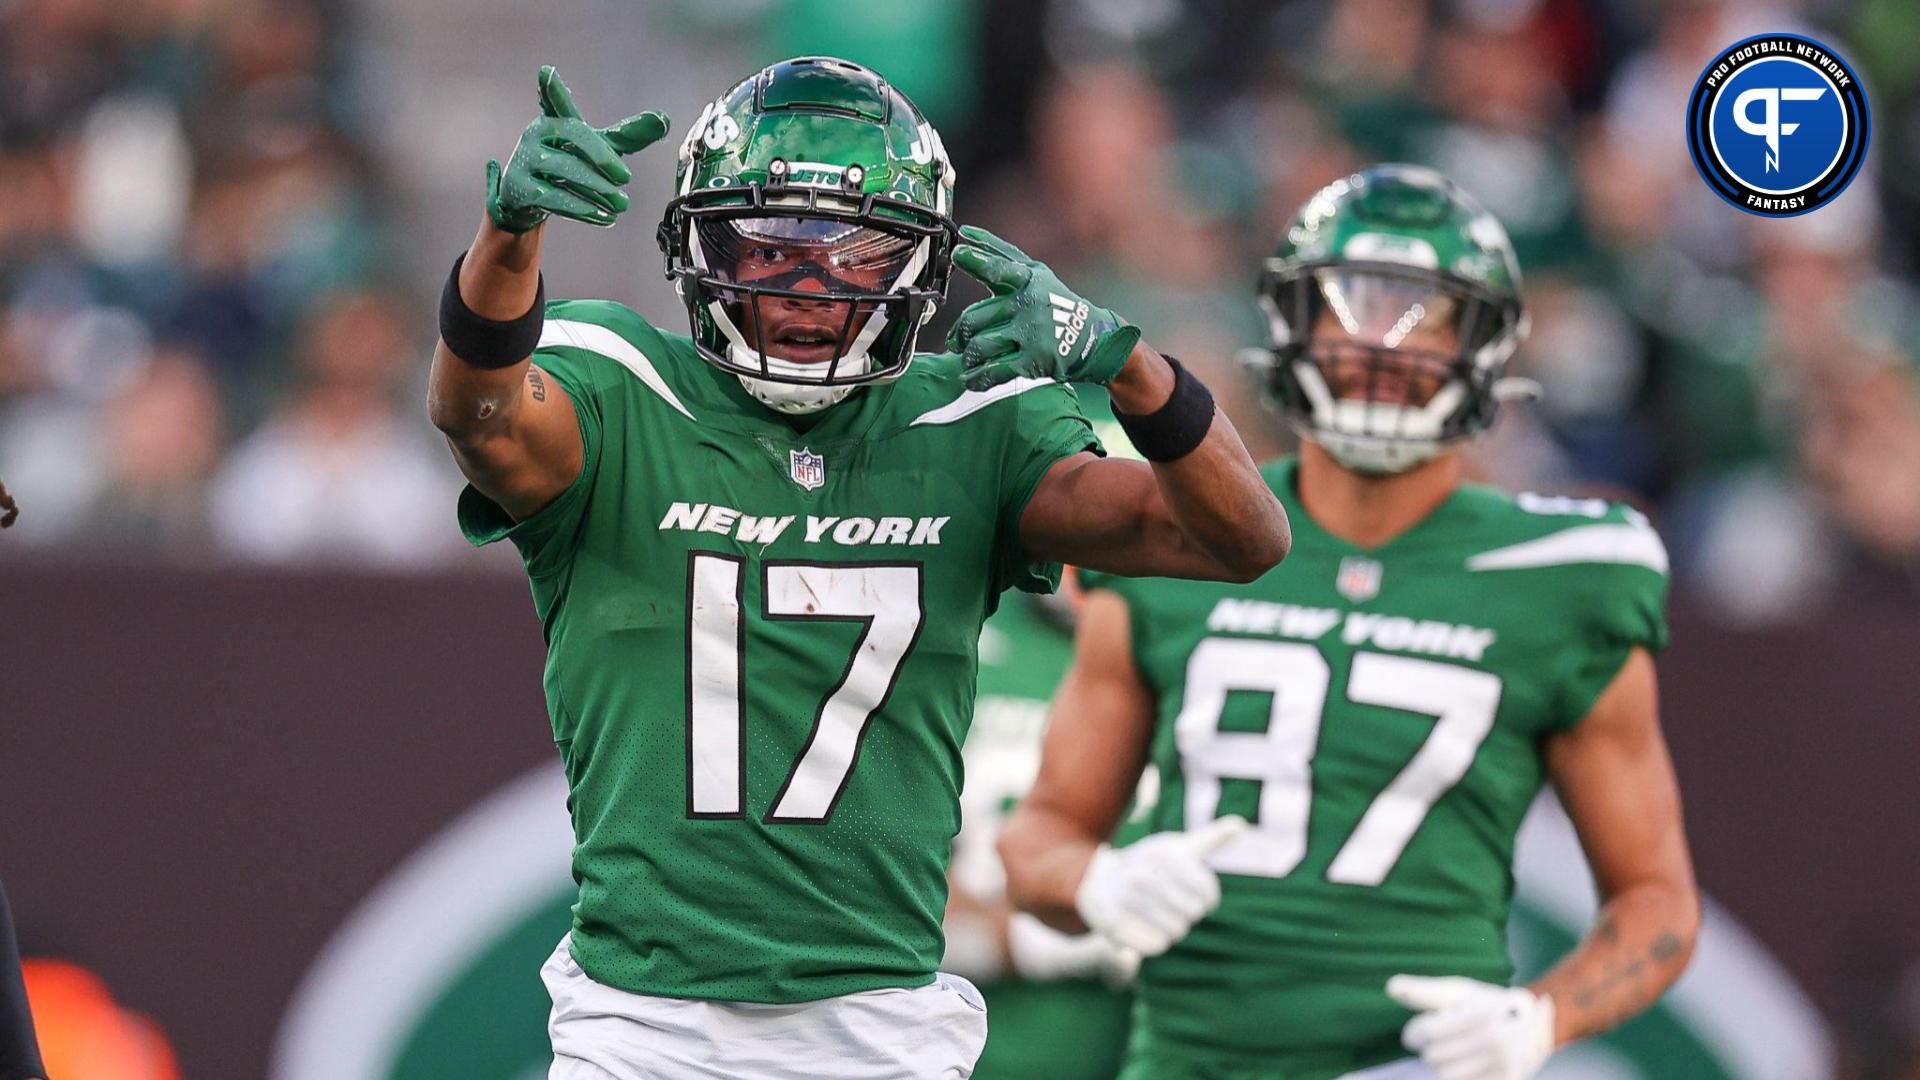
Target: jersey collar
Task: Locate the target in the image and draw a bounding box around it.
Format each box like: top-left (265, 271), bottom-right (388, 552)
top-left (678, 346), bottom-right (892, 447)
top-left (1272, 455), bottom-right (1482, 556)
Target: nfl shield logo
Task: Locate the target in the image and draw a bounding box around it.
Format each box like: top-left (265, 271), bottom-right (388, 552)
top-left (789, 447), bottom-right (826, 491)
top-left (1336, 556), bottom-right (1382, 603)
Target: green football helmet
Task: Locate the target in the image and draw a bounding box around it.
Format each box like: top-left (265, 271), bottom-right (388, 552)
top-left (657, 57), bottom-right (958, 414)
top-left (1245, 164), bottom-right (1534, 473)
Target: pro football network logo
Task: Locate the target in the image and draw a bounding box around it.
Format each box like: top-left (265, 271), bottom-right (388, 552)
top-left (789, 447), bottom-right (825, 491)
top-left (1686, 33), bottom-right (1869, 218)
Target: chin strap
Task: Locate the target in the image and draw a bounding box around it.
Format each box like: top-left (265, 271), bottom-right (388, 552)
top-left (728, 338), bottom-right (873, 415)
top-left (737, 374), bottom-right (858, 415)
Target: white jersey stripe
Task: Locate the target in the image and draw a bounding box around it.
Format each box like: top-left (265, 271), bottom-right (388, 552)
top-left (1465, 523), bottom-right (1669, 575)
top-left (539, 319), bottom-right (697, 421)
top-left (908, 376), bottom-right (1054, 427)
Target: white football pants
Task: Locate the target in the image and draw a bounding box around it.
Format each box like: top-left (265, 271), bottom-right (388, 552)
top-left (541, 935), bottom-right (989, 1080)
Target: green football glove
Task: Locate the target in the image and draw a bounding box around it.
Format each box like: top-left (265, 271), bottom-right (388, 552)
top-left (486, 66), bottom-right (670, 233)
top-left (946, 225), bottom-right (1141, 390)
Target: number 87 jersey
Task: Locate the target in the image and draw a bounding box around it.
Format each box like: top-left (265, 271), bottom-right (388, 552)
top-left (1078, 457), bottom-right (1670, 1078)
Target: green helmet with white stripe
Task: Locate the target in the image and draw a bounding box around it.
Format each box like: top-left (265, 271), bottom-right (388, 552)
top-left (657, 57), bottom-right (958, 414)
top-left (1246, 164), bottom-right (1534, 473)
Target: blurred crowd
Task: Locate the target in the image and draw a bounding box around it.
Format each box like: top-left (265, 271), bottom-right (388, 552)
top-left (4, 0), bottom-right (1920, 623)
top-left (947, 0), bottom-right (1920, 627)
top-left (0, 0), bottom-right (457, 568)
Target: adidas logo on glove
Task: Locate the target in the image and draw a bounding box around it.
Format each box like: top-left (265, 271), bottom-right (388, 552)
top-left (1050, 292), bottom-right (1090, 358)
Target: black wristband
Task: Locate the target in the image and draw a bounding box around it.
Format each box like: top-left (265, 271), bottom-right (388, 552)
top-left (1114, 354), bottom-right (1215, 462)
top-left (439, 251), bottom-right (545, 369)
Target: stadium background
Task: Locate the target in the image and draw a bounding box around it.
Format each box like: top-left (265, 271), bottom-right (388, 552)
top-left (1, 0), bottom-right (1918, 1076)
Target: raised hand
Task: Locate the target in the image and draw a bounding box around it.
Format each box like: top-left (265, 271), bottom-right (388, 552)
top-left (945, 225), bottom-right (1141, 391)
top-left (487, 66), bottom-right (670, 233)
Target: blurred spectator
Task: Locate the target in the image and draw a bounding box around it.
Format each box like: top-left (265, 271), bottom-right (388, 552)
top-left (1405, 8), bottom-right (1593, 274)
top-left (0, 0), bottom-right (398, 561)
top-left (71, 347), bottom-right (226, 553)
top-left (208, 289), bottom-right (457, 568)
top-left (1795, 352), bottom-right (1920, 593)
top-left (1598, 0), bottom-right (1822, 269)
top-left (1315, 0), bottom-right (1429, 104)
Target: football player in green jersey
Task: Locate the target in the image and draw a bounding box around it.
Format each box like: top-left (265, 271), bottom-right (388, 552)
top-left (427, 58), bottom-right (1289, 1079)
top-left (946, 577), bottom-right (1137, 1080)
top-left (1000, 164), bottom-right (1700, 1080)
top-left (945, 397), bottom-right (1142, 1080)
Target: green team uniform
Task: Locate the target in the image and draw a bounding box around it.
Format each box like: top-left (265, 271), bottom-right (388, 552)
top-left (958, 592), bottom-right (1134, 1079)
top-left (461, 298), bottom-right (1100, 1004)
top-left (1082, 457), bottom-right (1669, 1080)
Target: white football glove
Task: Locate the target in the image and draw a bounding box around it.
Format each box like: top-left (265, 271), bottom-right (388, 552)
top-left (1386, 975), bottom-right (1555, 1080)
top-left (1007, 912), bottom-right (1139, 987)
top-left (1073, 816), bottom-right (1249, 957)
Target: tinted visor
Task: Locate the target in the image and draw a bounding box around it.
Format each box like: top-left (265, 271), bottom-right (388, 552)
top-left (1287, 268), bottom-right (1484, 409)
top-left (695, 216), bottom-right (919, 295)
top-left (693, 215), bottom-right (925, 378)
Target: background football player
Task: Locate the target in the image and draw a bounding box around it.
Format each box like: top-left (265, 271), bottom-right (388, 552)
top-left (998, 164), bottom-right (1698, 1080)
top-left (944, 570), bottom-right (1137, 1080)
top-left (427, 58), bottom-right (1289, 1079)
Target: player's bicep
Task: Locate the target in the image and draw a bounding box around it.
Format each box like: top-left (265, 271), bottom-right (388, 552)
top-left (1544, 647), bottom-right (1696, 902)
top-left (432, 348), bottom-right (585, 521)
top-left (1019, 454), bottom-right (1225, 580)
top-left (1023, 588), bottom-right (1159, 838)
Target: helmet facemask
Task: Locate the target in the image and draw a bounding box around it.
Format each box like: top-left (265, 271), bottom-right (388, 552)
top-left (680, 208), bottom-right (935, 413)
top-left (1254, 261), bottom-right (1530, 474)
top-left (663, 173), bottom-right (955, 416)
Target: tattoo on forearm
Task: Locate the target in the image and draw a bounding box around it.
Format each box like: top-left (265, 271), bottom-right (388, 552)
top-left (528, 367), bottom-right (548, 402)
top-left (1562, 928), bottom-right (1686, 1032)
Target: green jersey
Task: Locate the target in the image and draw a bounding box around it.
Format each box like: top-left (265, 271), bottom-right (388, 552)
top-left (459, 299), bottom-right (1100, 1004)
top-left (1082, 457), bottom-right (1669, 1079)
